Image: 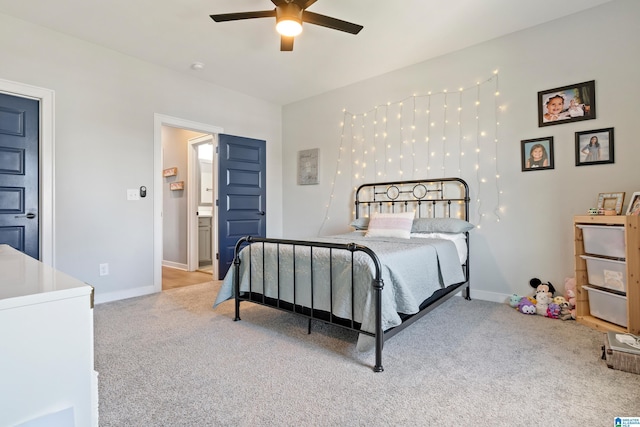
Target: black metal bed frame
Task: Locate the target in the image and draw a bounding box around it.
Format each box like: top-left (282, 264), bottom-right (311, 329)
top-left (231, 178), bottom-right (471, 372)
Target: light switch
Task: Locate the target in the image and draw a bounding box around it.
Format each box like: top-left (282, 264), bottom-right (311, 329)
top-left (127, 189), bottom-right (140, 200)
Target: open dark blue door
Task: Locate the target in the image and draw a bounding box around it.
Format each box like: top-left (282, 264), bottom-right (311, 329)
top-left (0, 93), bottom-right (39, 259)
top-left (217, 134), bottom-right (266, 279)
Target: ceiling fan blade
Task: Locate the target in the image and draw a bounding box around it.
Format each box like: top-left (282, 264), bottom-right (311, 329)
top-left (270, 0), bottom-right (289, 6)
top-left (210, 10), bottom-right (276, 22)
top-left (302, 11), bottom-right (363, 34)
top-left (280, 36), bottom-right (294, 51)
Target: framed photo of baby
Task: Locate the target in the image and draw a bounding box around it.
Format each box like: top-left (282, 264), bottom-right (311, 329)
top-left (521, 136), bottom-right (554, 172)
top-left (575, 128), bottom-right (614, 166)
top-left (537, 80), bottom-right (596, 127)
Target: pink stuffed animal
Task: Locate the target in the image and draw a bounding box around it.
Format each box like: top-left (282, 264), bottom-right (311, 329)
top-left (564, 277), bottom-right (577, 319)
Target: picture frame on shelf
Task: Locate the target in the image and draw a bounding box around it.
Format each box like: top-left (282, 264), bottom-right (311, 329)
top-left (575, 128), bottom-right (614, 166)
top-left (597, 192), bottom-right (625, 215)
top-left (538, 80), bottom-right (596, 127)
top-left (626, 192), bottom-right (640, 216)
top-left (521, 137), bottom-right (554, 172)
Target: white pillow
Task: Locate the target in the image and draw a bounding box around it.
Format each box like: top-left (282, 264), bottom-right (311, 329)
top-left (365, 211), bottom-right (415, 239)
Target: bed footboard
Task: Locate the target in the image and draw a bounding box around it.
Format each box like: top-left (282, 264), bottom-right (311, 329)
top-left (232, 236), bottom-right (387, 372)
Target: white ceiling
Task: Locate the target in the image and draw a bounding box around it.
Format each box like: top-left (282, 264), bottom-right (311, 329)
top-left (0, 0), bottom-right (613, 105)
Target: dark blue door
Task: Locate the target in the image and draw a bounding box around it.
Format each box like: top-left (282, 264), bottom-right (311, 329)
top-left (217, 134), bottom-right (266, 279)
top-left (0, 93), bottom-right (39, 259)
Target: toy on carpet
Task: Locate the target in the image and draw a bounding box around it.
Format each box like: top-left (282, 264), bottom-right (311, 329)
top-left (563, 277), bottom-right (577, 320)
top-left (535, 292), bottom-right (552, 316)
top-left (547, 303), bottom-right (561, 319)
top-left (530, 277), bottom-right (556, 299)
top-left (558, 301), bottom-right (573, 320)
top-left (517, 297), bottom-right (536, 315)
top-left (507, 278), bottom-right (571, 319)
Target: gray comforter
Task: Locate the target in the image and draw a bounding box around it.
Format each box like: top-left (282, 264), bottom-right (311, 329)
top-left (213, 232), bottom-right (465, 351)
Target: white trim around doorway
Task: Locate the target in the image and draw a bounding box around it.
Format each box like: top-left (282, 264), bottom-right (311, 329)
top-left (153, 114), bottom-right (223, 292)
top-left (0, 78), bottom-right (55, 266)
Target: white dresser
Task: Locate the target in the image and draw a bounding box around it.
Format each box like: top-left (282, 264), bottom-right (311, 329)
top-left (0, 245), bottom-right (98, 427)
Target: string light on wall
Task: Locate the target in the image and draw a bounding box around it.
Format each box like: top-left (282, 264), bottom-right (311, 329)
top-left (318, 71), bottom-right (503, 236)
top-left (493, 70), bottom-right (503, 222)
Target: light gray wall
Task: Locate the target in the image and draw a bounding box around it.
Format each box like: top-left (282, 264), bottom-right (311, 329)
top-left (282, 0), bottom-right (640, 301)
top-left (161, 127), bottom-right (205, 266)
top-left (0, 12), bottom-right (283, 299)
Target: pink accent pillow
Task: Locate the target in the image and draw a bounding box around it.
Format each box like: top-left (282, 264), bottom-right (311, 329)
top-left (365, 212), bottom-right (415, 239)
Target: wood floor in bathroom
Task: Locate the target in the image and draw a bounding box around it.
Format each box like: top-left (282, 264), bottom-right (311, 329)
top-left (162, 266), bottom-right (214, 290)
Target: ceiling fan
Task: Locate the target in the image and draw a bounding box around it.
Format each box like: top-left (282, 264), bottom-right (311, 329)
top-left (210, 0), bottom-right (363, 51)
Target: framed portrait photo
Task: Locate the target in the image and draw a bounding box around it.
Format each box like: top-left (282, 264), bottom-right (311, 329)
top-left (538, 80), bottom-right (596, 127)
top-left (597, 192), bottom-right (625, 215)
top-left (521, 137), bottom-right (554, 172)
top-left (575, 127), bottom-right (614, 166)
top-left (626, 192), bottom-right (640, 216)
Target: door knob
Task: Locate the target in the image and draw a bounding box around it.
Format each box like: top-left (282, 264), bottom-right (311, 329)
top-left (258, 211), bottom-right (265, 216)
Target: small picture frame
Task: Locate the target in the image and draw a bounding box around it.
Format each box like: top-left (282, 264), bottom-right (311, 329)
top-left (163, 167), bottom-right (178, 177)
top-left (575, 127), bottom-right (614, 166)
top-left (597, 192), bottom-right (625, 215)
top-left (538, 80), bottom-right (596, 127)
top-left (626, 192), bottom-right (640, 216)
top-left (297, 148), bottom-right (320, 185)
top-left (521, 137), bottom-right (554, 172)
top-left (169, 181), bottom-right (184, 191)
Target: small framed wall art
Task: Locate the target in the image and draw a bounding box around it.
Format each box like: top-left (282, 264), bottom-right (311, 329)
top-left (297, 148), bottom-right (319, 185)
top-left (521, 137), bottom-right (554, 172)
top-left (163, 167), bottom-right (178, 177)
top-left (169, 181), bottom-right (184, 191)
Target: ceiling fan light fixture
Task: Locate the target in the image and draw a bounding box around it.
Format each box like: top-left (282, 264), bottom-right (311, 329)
top-left (276, 18), bottom-right (302, 37)
top-left (275, 3), bottom-right (303, 37)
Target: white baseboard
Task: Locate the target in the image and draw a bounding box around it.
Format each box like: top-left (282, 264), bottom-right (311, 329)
top-left (94, 285), bottom-right (156, 304)
top-left (162, 260), bottom-right (187, 270)
top-left (453, 288), bottom-right (510, 304)
top-left (469, 289), bottom-right (511, 304)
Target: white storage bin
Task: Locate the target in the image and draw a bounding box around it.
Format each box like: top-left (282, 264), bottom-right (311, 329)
top-left (580, 255), bottom-right (627, 293)
top-left (576, 224), bottom-right (626, 258)
top-left (582, 285), bottom-right (627, 327)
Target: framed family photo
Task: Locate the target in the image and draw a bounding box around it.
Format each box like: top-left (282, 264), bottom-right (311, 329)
top-left (538, 80), bottom-right (596, 127)
top-left (521, 137), bottom-right (554, 172)
top-left (575, 128), bottom-right (614, 166)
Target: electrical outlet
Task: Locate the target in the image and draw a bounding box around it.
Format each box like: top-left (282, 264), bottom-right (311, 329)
top-left (127, 189), bottom-right (140, 201)
top-left (99, 263), bottom-right (109, 276)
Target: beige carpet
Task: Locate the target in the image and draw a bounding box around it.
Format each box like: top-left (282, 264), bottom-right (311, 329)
top-left (94, 281), bottom-right (640, 426)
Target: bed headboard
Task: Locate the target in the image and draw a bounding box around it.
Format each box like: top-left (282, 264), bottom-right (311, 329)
top-left (354, 178), bottom-right (470, 220)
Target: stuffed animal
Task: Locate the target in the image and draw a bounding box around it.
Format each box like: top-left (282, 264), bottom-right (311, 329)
top-left (509, 294), bottom-right (523, 308)
top-left (535, 292), bottom-right (552, 316)
top-left (564, 277), bottom-right (577, 319)
top-left (530, 278), bottom-right (556, 299)
top-left (547, 303), bottom-right (560, 319)
top-left (518, 298), bottom-right (536, 315)
top-left (558, 301), bottom-right (573, 321)
top-left (553, 296), bottom-right (567, 306)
